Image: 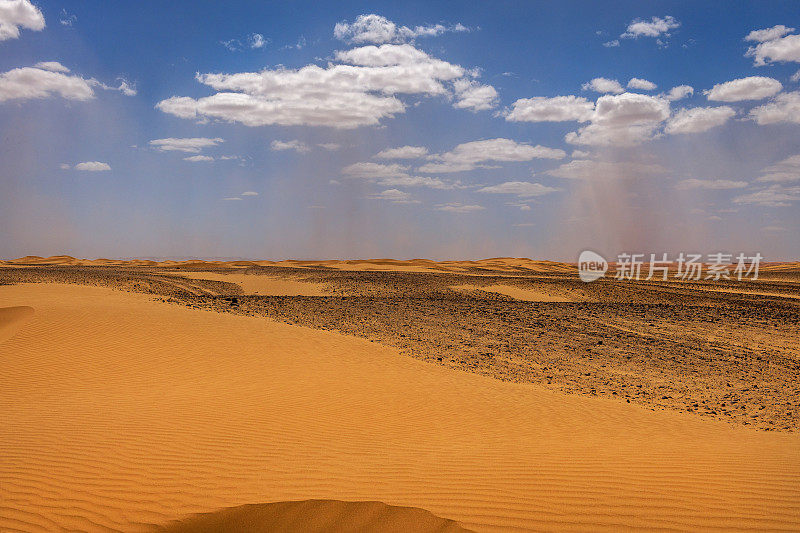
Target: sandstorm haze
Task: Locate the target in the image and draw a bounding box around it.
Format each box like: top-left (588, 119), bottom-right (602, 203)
top-left (1, 1), bottom-right (799, 260)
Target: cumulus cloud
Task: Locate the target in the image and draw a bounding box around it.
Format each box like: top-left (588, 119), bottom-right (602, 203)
top-left (566, 92), bottom-right (670, 146)
top-left (149, 137), bottom-right (224, 153)
top-left (705, 76), bottom-right (782, 102)
top-left (546, 159), bottom-right (667, 180)
top-left (505, 95), bottom-right (594, 122)
top-left (418, 138), bottom-right (565, 173)
top-left (333, 14), bottom-right (468, 44)
top-left (341, 161), bottom-right (453, 189)
top-left (367, 188), bottom-right (418, 203)
top-left (665, 106), bottom-right (736, 134)
top-left (733, 184), bottom-right (800, 207)
top-left (664, 84), bottom-right (694, 101)
top-left (628, 78), bottom-right (657, 91)
top-left (453, 78), bottom-right (498, 111)
top-left (318, 143), bottom-right (341, 151)
top-left (0, 0), bottom-right (44, 41)
top-left (271, 139), bottom-right (310, 153)
top-left (184, 155), bottom-right (214, 162)
top-left (0, 63), bottom-right (94, 103)
top-left (582, 77), bottom-right (624, 94)
top-left (676, 179), bottom-right (748, 190)
top-left (157, 42), bottom-right (495, 128)
top-left (750, 91), bottom-right (800, 124)
top-left (435, 202), bottom-right (485, 213)
top-left (745, 25), bottom-right (795, 43)
top-left (74, 161), bottom-right (111, 171)
top-left (756, 154), bottom-right (800, 182)
top-left (374, 145), bottom-right (429, 159)
top-left (746, 28), bottom-right (800, 66)
top-left (621, 16), bottom-right (680, 39)
top-left (477, 181), bottom-right (559, 197)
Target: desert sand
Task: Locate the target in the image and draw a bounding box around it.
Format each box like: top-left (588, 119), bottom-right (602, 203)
top-left (1, 279), bottom-right (799, 532)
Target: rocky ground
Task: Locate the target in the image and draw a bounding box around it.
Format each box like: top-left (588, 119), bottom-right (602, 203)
top-left (2, 263), bottom-right (798, 431)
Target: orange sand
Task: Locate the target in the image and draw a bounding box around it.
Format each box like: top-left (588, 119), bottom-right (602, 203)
top-left (0, 283), bottom-right (799, 531)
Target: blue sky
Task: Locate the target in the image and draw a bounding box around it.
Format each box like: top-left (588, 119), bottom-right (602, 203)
top-left (1, 1), bottom-right (799, 260)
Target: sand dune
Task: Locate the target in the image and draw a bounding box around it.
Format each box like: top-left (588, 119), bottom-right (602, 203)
top-left (161, 271), bottom-right (330, 296)
top-left (159, 499), bottom-right (470, 533)
top-left (2, 255), bottom-right (578, 274)
top-left (1, 283), bottom-right (799, 531)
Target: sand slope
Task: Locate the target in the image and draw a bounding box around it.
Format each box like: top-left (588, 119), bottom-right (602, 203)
top-left (0, 305), bottom-right (34, 345)
top-left (0, 283), bottom-right (799, 532)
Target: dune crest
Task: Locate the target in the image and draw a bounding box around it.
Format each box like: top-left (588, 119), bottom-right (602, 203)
top-left (0, 306), bottom-right (34, 345)
top-left (158, 500), bottom-right (471, 533)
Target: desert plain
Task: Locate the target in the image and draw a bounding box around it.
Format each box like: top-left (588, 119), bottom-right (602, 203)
top-left (0, 256), bottom-right (799, 532)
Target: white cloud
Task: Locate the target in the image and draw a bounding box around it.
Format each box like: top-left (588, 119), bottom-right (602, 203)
top-left (477, 181), bottom-right (558, 197)
top-left (582, 77), bottom-right (624, 94)
top-left (367, 188), bottom-right (418, 203)
top-left (0, 0), bottom-right (44, 41)
top-left (566, 92), bottom-right (670, 146)
top-left (676, 179), bottom-right (748, 190)
top-left (665, 106), bottom-right (736, 134)
top-left (342, 161), bottom-right (409, 179)
top-left (271, 139), bottom-right (310, 153)
top-left (249, 33), bottom-right (268, 49)
top-left (664, 84), bottom-right (694, 101)
top-left (242, 191), bottom-right (258, 196)
top-left (621, 16), bottom-right (679, 39)
top-left (374, 145), bottom-right (428, 159)
top-left (224, 197), bottom-right (243, 201)
top-left (792, 70), bottom-right (800, 83)
top-left (419, 138), bottom-right (565, 173)
top-left (757, 154), bottom-right (800, 182)
top-left (746, 33), bottom-right (800, 66)
top-left (505, 95), bottom-right (594, 122)
top-left (58, 8), bottom-right (75, 27)
top-left (746, 25), bottom-right (795, 43)
top-left (74, 161), bottom-right (110, 171)
top-left (603, 40), bottom-right (620, 48)
top-left (318, 143), bottom-right (341, 151)
top-left (341, 161), bottom-right (453, 189)
top-left (750, 91), bottom-right (800, 124)
top-left (158, 42), bottom-right (492, 128)
top-left (333, 14), bottom-right (468, 44)
top-left (733, 184), bottom-right (800, 207)
top-left (547, 159), bottom-right (667, 180)
top-left (571, 150), bottom-right (590, 158)
top-left (59, 163), bottom-right (70, 170)
top-left (453, 78), bottom-right (498, 111)
top-left (435, 202), bottom-right (484, 213)
top-left (628, 78), bottom-right (657, 91)
top-left (705, 76), bottom-right (782, 102)
top-left (184, 155), bottom-right (214, 162)
top-left (149, 137), bottom-right (224, 153)
top-left (0, 63), bottom-right (94, 102)
top-left (33, 61), bottom-right (69, 73)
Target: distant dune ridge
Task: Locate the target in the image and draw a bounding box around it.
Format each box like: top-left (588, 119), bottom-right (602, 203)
top-left (0, 255), bottom-right (577, 273)
top-left (0, 283), bottom-right (798, 531)
top-left (3, 254), bottom-right (799, 277)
